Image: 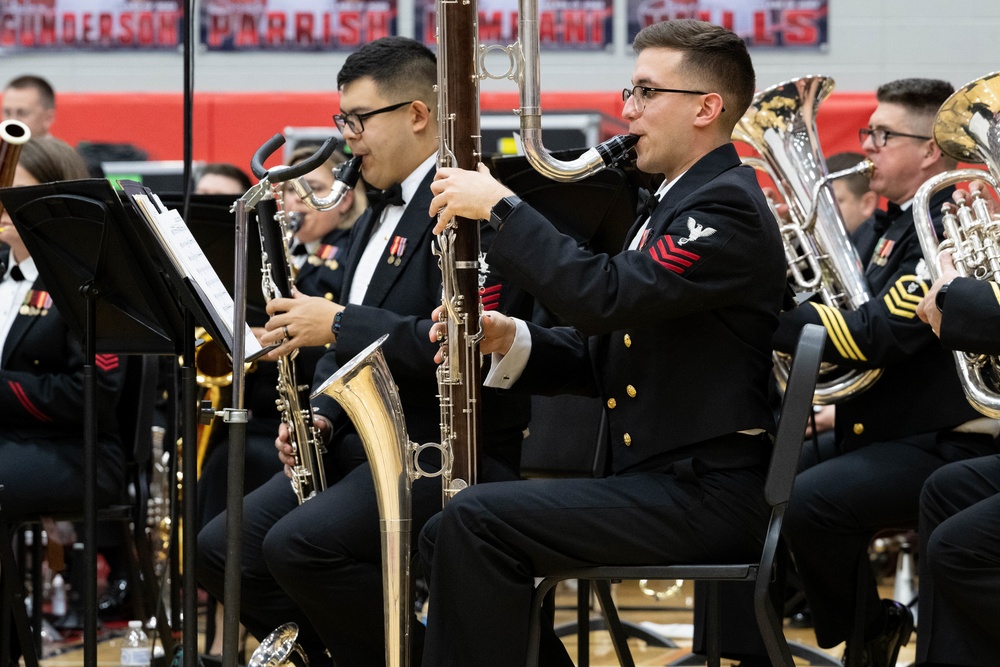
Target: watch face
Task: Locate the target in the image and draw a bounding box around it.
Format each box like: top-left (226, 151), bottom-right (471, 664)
top-left (935, 283), bottom-right (949, 312)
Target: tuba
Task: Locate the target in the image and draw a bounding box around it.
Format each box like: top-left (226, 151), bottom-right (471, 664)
top-left (733, 75), bottom-right (882, 403)
top-left (913, 70), bottom-right (1000, 418)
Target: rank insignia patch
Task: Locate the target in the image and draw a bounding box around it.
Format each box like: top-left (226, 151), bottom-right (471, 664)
top-left (883, 274), bottom-right (927, 318)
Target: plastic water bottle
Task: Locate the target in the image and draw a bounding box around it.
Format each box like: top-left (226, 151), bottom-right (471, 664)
top-left (121, 620), bottom-right (151, 667)
top-left (50, 573), bottom-right (67, 617)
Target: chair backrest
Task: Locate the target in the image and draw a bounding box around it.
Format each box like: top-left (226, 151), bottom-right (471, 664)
top-left (764, 324), bottom-right (826, 507)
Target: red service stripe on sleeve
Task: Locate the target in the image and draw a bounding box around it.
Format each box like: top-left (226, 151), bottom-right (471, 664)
top-left (649, 237), bottom-right (699, 274)
top-left (481, 294), bottom-right (502, 311)
top-left (479, 284), bottom-right (502, 296)
top-left (8, 380), bottom-right (52, 422)
top-left (95, 354), bottom-right (120, 372)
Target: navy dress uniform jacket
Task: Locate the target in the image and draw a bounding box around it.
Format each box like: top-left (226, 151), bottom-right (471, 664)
top-left (489, 142), bottom-right (787, 474)
top-left (772, 187), bottom-right (982, 448)
top-left (940, 276), bottom-right (1000, 355)
top-left (293, 226), bottom-right (351, 303)
top-left (0, 275), bottom-right (126, 517)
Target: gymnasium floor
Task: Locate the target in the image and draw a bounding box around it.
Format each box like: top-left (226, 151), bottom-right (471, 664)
top-left (29, 580), bottom-right (917, 667)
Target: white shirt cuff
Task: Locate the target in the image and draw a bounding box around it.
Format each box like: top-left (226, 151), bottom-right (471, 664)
top-left (483, 317), bottom-right (531, 388)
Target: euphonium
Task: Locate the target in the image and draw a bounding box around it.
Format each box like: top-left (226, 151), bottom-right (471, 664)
top-left (733, 75), bottom-right (882, 403)
top-left (0, 119), bottom-right (30, 218)
top-left (913, 70), bottom-right (1000, 418)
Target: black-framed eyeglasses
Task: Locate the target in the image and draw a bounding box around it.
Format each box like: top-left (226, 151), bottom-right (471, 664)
top-left (333, 100), bottom-right (414, 135)
top-left (622, 85), bottom-right (711, 113)
top-left (858, 127), bottom-right (932, 148)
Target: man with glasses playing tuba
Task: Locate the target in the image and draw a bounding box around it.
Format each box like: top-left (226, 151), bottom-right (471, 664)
top-left (713, 79), bottom-right (1000, 667)
top-left (420, 19), bottom-right (787, 667)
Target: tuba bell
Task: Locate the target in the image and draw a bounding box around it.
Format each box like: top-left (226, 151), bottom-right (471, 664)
top-left (913, 70), bottom-right (1000, 418)
top-left (733, 75), bottom-right (882, 403)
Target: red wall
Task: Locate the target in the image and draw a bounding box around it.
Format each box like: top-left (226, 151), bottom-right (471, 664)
top-left (51, 90), bottom-right (880, 171)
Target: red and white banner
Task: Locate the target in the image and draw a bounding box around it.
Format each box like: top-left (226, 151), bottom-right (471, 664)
top-left (201, 0), bottom-right (397, 51)
top-left (0, 0), bottom-right (183, 51)
top-left (416, 0), bottom-right (614, 51)
top-left (627, 0), bottom-right (828, 48)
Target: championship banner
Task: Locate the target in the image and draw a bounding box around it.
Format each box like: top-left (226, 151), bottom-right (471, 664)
top-left (416, 0), bottom-right (613, 51)
top-left (0, 0), bottom-right (183, 51)
top-left (201, 0), bottom-right (397, 51)
top-left (627, 0), bottom-right (828, 48)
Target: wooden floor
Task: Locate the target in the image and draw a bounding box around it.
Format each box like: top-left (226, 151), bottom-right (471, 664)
top-left (25, 580), bottom-right (918, 667)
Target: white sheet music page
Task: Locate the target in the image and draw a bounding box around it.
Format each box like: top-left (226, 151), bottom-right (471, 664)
top-left (133, 194), bottom-right (263, 359)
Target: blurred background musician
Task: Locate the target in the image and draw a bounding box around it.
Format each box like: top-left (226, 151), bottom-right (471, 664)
top-left (199, 36), bottom-right (529, 667)
top-left (280, 145), bottom-right (366, 301)
top-left (2, 75), bottom-right (56, 140)
top-left (194, 162), bottom-right (252, 195)
top-left (764, 78), bottom-right (1000, 667)
top-left (0, 136), bottom-right (126, 663)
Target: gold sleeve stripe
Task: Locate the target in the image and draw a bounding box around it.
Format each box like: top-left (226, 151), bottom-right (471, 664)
top-left (810, 303), bottom-right (867, 362)
top-left (991, 281), bottom-right (1000, 309)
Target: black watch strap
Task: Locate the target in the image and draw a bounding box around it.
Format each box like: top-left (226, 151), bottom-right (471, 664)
top-left (935, 281), bottom-right (951, 312)
top-left (490, 195), bottom-right (522, 229)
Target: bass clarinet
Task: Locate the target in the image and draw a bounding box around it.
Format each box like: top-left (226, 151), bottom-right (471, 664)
top-left (250, 135), bottom-right (360, 504)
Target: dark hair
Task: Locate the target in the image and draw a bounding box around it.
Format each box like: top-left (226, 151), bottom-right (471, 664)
top-left (632, 19), bottom-right (754, 130)
top-left (875, 78), bottom-right (954, 117)
top-left (197, 163), bottom-right (252, 191)
top-left (336, 36), bottom-right (437, 110)
top-left (5, 75), bottom-right (55, 109)
top-left (827, 151), bottom-right (871, 198)
top-left (18, 137), bottom-right (89, 183)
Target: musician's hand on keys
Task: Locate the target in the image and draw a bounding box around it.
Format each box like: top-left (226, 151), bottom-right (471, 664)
top-left (429, 163), bottom-right (513, 234)
top-left (429, 307), bottom-right (517, 363)
top-left (263, 289), bottom-right (343, 358)
top-left (275, 422), bottom-right (297, 477)
top-left (917, 251), bottom-right (959, 336)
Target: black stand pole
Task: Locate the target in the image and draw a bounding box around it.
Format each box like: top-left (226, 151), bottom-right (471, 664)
top-left (82, 281), bottom-right (99, 667)
top-left (182, 310), bottom-right (199, 667)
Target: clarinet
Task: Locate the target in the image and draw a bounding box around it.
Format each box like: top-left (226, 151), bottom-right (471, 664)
top-left (249, 136), bottom-right (358, 504)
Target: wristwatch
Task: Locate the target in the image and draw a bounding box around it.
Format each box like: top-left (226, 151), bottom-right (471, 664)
top-left (331, 309), bottom-right (345, 338)
top-left (490, 195), bottom-right (522, 230)
top-left (935, 281), bottom-right (952, 312)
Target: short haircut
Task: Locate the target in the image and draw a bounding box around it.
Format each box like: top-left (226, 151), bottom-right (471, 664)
top-left (827, 151), bottom-right (871, 199)
top-left (18, 137), bottom-right (89, 183)
top-left (5, 75), bottom-right (55, 109)
top-left (197, 163), bottom-right (252, 191)
top-left (632, 19), bottom-right (755, 131)
top-left (336, 36), bottom-right (437, 111)
top-left (875, 78), bottom-right (953, 118)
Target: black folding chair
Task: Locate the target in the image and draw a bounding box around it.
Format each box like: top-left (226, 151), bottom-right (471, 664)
top-left (525, 324), bottom-right (827, 667)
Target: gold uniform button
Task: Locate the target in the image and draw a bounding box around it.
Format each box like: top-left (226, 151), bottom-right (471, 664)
top-left (623, 334), bottom-right (632, 347)
top-left (624, 433), bottom-right (632, 446)
top-left (626, 384), bottom-right (637, 398)
top-left (325, 292), bottom-right (334, 301)
top-left (607, 398), bottom-right (617, 409)
top-left (853, 423), bottom-right (864, 435)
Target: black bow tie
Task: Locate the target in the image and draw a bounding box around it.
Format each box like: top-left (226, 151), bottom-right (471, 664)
top-left (367, 183), bottom-right (405, 223)
top-left (634, 188), bottom-right (662, 222)
top-left (873, 202), bottom-right (904, 236)
top-left (9, 264), bottom-right (25, 282)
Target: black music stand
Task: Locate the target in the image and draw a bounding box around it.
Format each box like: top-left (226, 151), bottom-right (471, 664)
top-left (0, 179), bottom-right (257, 666)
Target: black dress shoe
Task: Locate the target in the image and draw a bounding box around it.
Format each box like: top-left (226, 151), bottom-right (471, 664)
top-left (861, 600), bottom-right (914, 667)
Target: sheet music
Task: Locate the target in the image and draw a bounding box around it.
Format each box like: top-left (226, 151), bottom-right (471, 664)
top-left (133, 194), bottom-right (263, 359)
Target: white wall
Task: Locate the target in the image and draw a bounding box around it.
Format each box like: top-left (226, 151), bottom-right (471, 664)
top-left (4, 0), bottom-right (1000, 96)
